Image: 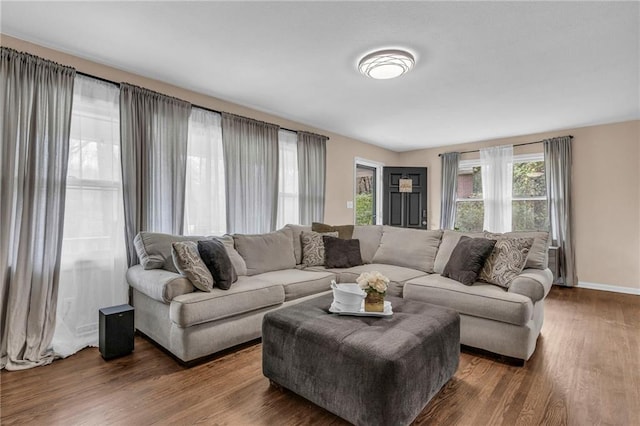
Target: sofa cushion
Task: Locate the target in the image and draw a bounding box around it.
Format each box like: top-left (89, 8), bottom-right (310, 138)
top-left (508, 268), bottom-right (554, 302)
top-left (134, 232), bottom-right (208, 273)
top-left (323, 236), bottom-right (363, 269)
top-left (169, 276), bottom-right (285, 328)
top-left (126, 264), bottom-right (194, 303)
top-left (215, 235), bottom-right (247, 276)
top-left (502, 231), bottom-right (550, 270)
top-left (372, 227), bottom-right (442, 273)
top-left (284, 224), bottom-right (312, 264)
top-left (433, 230), bottom-right (486, 274)
top-left (312, 222), bottom-right (354, 240)
top-left (233, 229), bottom-right (296, 276)
top-left (404, 274), bottom-right (534, 326)
top-left (352, 225), bottom-right (383, 264)
top-left (301, 231), bottom-right (338, 266)
top-left (442, 237), bottom-right (496, 286)
top-left (171, 241), bottom-right (214, 292)
top-left (479, 237), bottom-right (533, 288)
top-left (318, 263), bottom-right (428, 298)
top-left (253, 269), bottom-right (337, 301)
top-left (198, 239), bottom-right (238, 290)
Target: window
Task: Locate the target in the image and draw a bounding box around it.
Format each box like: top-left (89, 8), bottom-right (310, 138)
top-left (53, 75), bottom-right (127, 357)
top-left (184, 108), bottom-right (226, 235)
top-left (276, 130), bottom-right (299, 228)
top-left (454, 153), bottom-right (548, 232)
top-left (354, 158), bottom-right (383, 225)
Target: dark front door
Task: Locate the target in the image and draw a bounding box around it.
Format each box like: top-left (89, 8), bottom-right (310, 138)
top-left (382, 167), bottom-right (427, 229)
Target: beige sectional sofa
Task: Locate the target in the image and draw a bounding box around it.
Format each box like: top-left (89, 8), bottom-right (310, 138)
top-left (127, 225), bottom-right (552, 364)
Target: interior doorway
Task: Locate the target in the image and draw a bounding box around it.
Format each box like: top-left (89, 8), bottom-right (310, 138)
top-left (354, 158), bottom-right (383, 225)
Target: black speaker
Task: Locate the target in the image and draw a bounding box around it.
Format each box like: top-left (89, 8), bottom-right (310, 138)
top-left (99, 304), bottom-right (134, 360)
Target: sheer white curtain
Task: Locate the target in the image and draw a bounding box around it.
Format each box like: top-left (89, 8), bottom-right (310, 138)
top-left (481, 145), bottom-right (513, 233)
top-left (277, 130), bottom-right (299, 228)
top-left (184, 108), bottom-right (226, 235)
top-left (52, 75), bottom-right (128, 357)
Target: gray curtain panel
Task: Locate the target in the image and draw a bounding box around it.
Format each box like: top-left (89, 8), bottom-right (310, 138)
top-left (120, 84), bottom-right (191, 266)
top-left (544, 136), bottom-right (576, 287)
top-left (298, 132), bottom-right (327, 225)
top-left (222, 113), bottom-right (279, 233)
top-left (0, 48), bottom-right (75, 370)
top-left (439, 152), bottom-right (460, 229)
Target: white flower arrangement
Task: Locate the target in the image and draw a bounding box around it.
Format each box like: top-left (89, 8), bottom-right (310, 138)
top-left (356, 271), bottom-right (389, 295)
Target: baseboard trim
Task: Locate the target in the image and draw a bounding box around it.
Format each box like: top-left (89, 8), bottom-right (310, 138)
top-left (577, 281), bottom-right (640, 296)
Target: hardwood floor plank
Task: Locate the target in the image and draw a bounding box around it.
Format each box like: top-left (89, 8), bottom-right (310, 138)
top-left (1, 286), bottom-right (638, 425)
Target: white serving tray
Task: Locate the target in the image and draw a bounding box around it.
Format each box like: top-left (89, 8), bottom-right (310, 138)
top-left (329, 300), bottom-right (393, 317)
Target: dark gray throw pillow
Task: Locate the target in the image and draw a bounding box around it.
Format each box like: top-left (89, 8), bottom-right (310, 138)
top-left (198, 239), bottom-right (238, 290)
top-left (323, 236), bottom-right (363, 269)
top-left (442, 236), bottom-right (496, 286)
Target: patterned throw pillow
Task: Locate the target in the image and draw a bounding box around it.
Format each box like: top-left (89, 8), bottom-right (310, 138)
top-left (301, 231), bottom-right (339, 266)
top-left (171, 241), bottom-right (214, 292)
top-left (479, 237), bottom-right (534, 288)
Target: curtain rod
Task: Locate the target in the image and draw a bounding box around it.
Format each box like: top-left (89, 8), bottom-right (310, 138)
top-left (437, 135), bottom-right (573, 157)
top-left (76, 71), bottom-right (322, 138)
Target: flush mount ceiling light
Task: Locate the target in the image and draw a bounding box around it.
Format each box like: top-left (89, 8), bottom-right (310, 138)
top-left (358, 49), bottom-right (415, 80)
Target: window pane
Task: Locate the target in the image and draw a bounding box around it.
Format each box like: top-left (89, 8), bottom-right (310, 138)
top-left (457, 166), bottom-right (482, 199)
top-left (277, 129), bottom-right (299, 228)
top-left (455, 201), bottom-right (484, 232)
top-left (184, 108), bottom-right (226, 235)
top-left (513, 161), bottom-right (546, 197)
top-left (512, 200), bottom-right (549, 231)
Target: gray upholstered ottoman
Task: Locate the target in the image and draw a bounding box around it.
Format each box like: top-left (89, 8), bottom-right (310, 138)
top-left (262, 294), bottom-right (460, 426)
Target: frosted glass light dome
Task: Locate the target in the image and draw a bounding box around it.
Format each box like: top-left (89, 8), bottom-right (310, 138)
top-left (358, 49), bottom-right (415, 79)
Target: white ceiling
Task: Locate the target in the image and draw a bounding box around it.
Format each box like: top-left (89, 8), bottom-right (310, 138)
top-left (2, 1), bottom-right (638, 152)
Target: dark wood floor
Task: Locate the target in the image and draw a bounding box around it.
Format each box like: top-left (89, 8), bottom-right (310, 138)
top-left (1, 286), bottom-right (639, 425)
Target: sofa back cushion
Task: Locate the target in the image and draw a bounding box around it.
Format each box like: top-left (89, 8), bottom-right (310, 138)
top-left (233, 229), bottom-right (296, 276)
top-left (352, 225), bottom-right (383, 264)
top-left (372, 227), bottom-right (443, 273)
top-left (283, 224), bottom-right (312, 265)
top-left (134, 232), bottom-right (208, 273)
top-left (433, 230), bottom-right (486, 274)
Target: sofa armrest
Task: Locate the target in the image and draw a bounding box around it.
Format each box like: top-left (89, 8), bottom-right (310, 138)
top-left (126, 264), bottom-right (194, 303)
top-left (508, 268), bottom-right (553, 303)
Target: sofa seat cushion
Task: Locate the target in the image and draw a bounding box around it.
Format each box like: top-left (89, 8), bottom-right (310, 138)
top-left (169, 277), bottom-right (285, 328)
top-left (317, 264), bottom-right (428, 297)
top-left (404, 274), bottom-right (533, 326)
top-left (127, 264), bottom-right (194, 303)
top-left (253, 269), bottom-right (337, 301)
